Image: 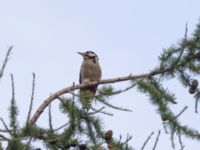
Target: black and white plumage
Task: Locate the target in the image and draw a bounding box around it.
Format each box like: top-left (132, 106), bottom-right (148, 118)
top-left (78, 51), bottom-right (102, 110)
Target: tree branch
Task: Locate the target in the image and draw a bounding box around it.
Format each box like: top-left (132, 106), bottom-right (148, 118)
top-left (29, 71), bottom-right (158, 124)
top-left (29, 58), bottom-right (195, 125)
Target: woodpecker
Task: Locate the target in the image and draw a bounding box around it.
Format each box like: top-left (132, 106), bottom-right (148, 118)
top-left (78, 51), bottom-right (102, 110)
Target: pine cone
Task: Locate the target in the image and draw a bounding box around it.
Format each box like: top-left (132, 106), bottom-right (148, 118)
top-left (161, 114), bottom-right (168, 121)
top-left (189, 87), bottom-right (196, 94)
top-left (191, 79), bottom-right (199, 89)
top-left (105, 130), bottom-right (113, 143)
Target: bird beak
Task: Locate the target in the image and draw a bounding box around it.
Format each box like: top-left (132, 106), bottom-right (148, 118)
top-left (77, 52), bottom-right (85, 56)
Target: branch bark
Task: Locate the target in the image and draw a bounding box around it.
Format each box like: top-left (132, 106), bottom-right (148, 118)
top-left (29, 68), bottom-right (174, 125)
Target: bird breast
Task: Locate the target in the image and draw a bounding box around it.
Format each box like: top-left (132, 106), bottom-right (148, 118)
top-left (80, 60), bottom-right (102, 83)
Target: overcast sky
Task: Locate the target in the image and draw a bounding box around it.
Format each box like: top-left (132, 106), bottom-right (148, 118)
top-left (0, 0), bottom-right (200, 149)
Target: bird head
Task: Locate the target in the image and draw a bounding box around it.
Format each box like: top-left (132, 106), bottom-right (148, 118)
top-left (78, 51), bottom-right (99, 62)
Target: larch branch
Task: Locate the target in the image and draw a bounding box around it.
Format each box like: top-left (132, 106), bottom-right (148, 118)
top-left (29, 67), bottom-right (176, 125)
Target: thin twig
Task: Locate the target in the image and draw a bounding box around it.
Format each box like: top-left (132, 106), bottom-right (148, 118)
top-left (152, 130), bottom-right (161, 150)
top-left (0, 129), bottom-right (11, 133)
top-left (170, 129), bottom-right (175, 150)
top-left (122, 134), bottom-right (132, 145)
top-left (72, 82), bottom-right (75, 101)
top-left (0, 118), bottom-right (12, 135)
top-left (140, 131), bottom-right (154, 150)
top-left (89, 107), bottom-right (105, 115)
top-left (184, 22), bottom-right (188, 41)
top-left (0, 46), bottom-right (13, 79)
top-left (195, 98), bottom-right (198, 113)
top-left (90, 107), bottom-right (113, 116)
top-left (97, 98), bottom-right (132, 112)
top-left (178, 130), bottom-right (185, 150)
top-left (175, 106), bottom-right (188, 119)
top-left (53, 122), bottom-right (69, 132)
top-left (26, 73), bottom-right (36, 126)
top-left (48, 104), bottom-right (53, 132)
top-left (10, 74), bottom-right (15, 103)
top-left (110, 83), bottom-right (136, 95)
top-left (0, 133), bottom-right (10, 141)
top-left (162, 122), bottom-right (169, 134)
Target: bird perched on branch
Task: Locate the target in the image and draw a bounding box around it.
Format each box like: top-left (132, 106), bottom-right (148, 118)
top-left (78, 51), bottom-right (102, 110)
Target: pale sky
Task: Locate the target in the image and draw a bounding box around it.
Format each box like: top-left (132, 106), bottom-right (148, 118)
top-left (0, 0), bottom-right (200, 149)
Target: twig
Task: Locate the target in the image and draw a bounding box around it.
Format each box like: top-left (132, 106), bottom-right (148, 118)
top-left (178, 130), bottom-right (185, 150)
top-left (0, 129), bottom-right (11, 133)
top-left (122, 134), bottom-right (132, 145)
top-left (175, 106), bottom-right (188, 119)
top-left (26, 73), bottom-right (36, 126)
top-left (53, 122), bottom-right (69, 132)
top-left (97, 98), bottom-right (132, 112)
top-left (170, 129), bottom-right (175, 150)
top-left (48, 104), bottom-right (53, 132)
top-left (140, 131), bottom-right (154, 150)
top-left (89, 107), bottom-right (105, 115)
top-left (0, 118), bottom-right (12, 135)
top-left (195, 98), bottom-right (198, 113)
top-left (90, 107), bottom-right (113, 116)
top-left (110, 83), bottom-right (136, 95)
top-left (184, 22), bottom-right (188, 41)
top-left (0, 46), bottom-right (13, 79)
top-left (162, 122), bottom-right (169, 134)
top-left (152, 130), bottom-right (161, 150)
top-left (0, 133), bottom-right (10, 141)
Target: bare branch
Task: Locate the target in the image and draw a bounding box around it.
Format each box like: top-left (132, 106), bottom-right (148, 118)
top-left (30, 74), bottom-right (147, 124)
top-left (48, 104), bottom-right (53, 132)
top-left (53, 122), bottom-right (69, 132)
top-left (152, 130), bottom-right (161, 150)
top-left (170, 129), bottom-right (175, 150)
top-left (195, 98), bottom-right (198, 113)
top-left (26, 73), bottom-right (36, 126)
top-left (140, 131), bottom-right (154, 150)
top-left (0, 117), bottom-right (12, 135)
top-left (175, 106), bottom-right (188, 119)
top-left (178, 130), bottom-right (185, 150)
top-left (97, 97), bottom-right (132, 112)
top-left (0, 46), bottom-right (13, 79)
top-left (90, 107), bottom-right (113, 116)
top-left (0, 133), bottom-right (10, 141)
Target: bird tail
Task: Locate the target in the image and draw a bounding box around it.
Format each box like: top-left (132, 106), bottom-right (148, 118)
top-left (79, 86), bottom-right (97, 111)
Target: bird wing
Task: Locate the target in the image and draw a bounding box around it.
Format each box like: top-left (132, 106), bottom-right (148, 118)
top-left (79, 71), bottom-right (82, 84)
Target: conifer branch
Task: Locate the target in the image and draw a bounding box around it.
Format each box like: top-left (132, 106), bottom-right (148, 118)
top-left (9, 74), bottom-right (18, 136)
top-left (29, 50), bottom-right (200, 125)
